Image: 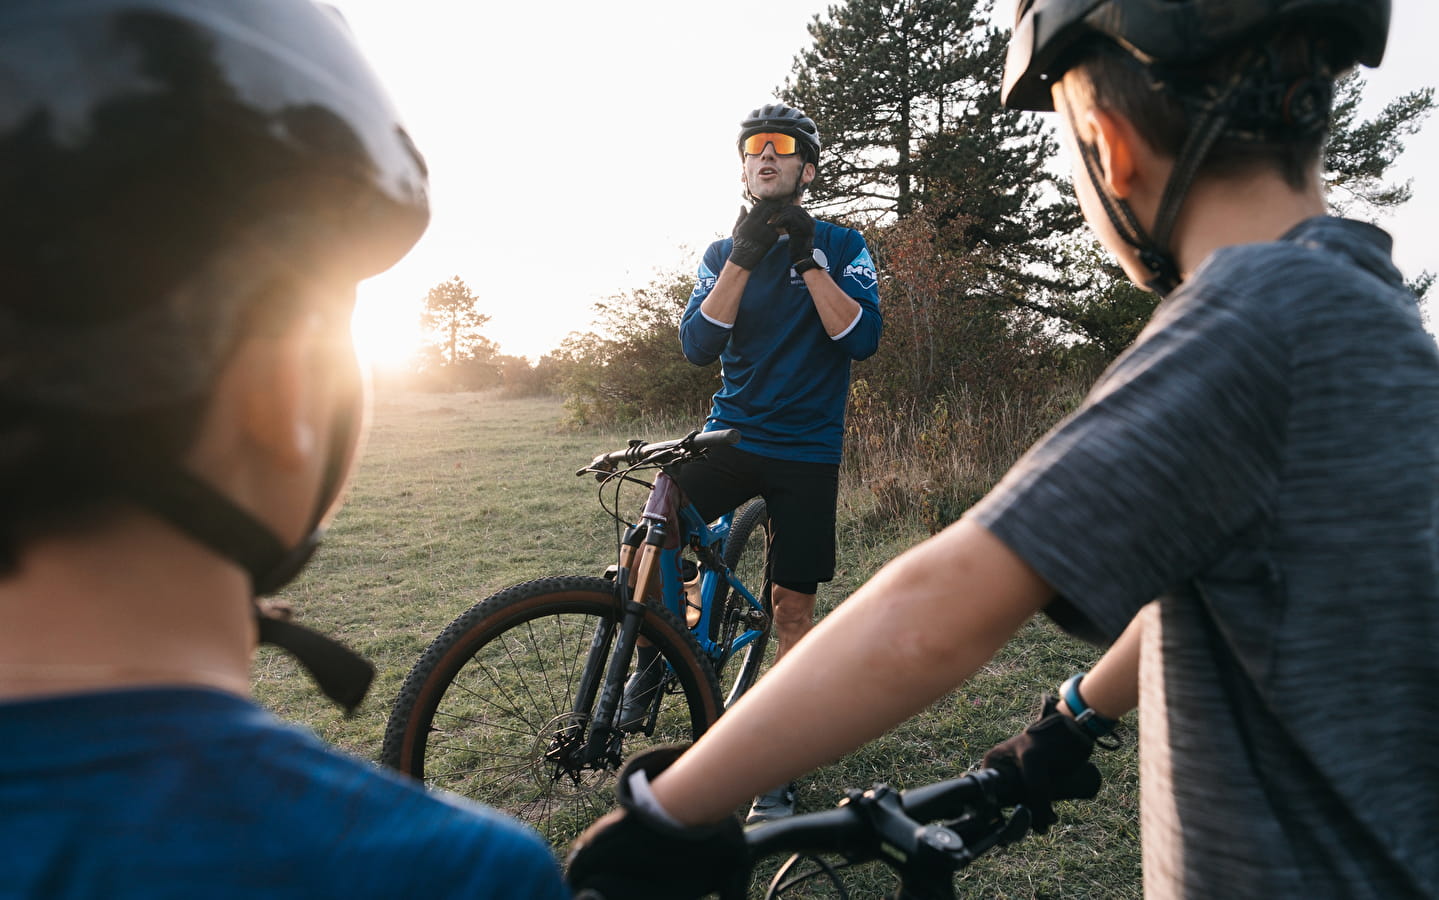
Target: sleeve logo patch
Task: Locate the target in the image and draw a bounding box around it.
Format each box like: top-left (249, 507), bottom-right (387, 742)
top-left (694, 261), bottom-right (718, 299)
top-left (843, 247), bottom-right (877, 290)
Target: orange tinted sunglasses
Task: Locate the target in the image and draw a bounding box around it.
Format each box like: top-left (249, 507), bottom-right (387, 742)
top-left (742, 132), bottom-right (799, 156)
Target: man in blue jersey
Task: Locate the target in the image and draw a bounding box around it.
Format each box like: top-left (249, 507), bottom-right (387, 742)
top-left (569, 2), bottom-right (1439, 898)
top-left (0, 3), bottom-right (565, 897)
top-left (622, 104), bottom-right (882, 823)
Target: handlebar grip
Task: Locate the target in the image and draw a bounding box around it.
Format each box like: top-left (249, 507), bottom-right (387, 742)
top-left (578, 429), bottom-right (742, 476)
top-left (1053, 763), bottom-right (1102, 800)
top-left (983, 762), bottom-right (1025, 807)
top-left (692, 428), bottom-right (740, 449)
top-left (986, 760), bottom-right (1103, 806)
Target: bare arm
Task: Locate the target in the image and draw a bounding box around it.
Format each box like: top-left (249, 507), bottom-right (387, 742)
top-left (1061, 608), bottom-right (1142, 721)
top-left (801, 266), bottom-right (863, 337)
top-left (703, 260), bottom-right (862, 337)
top-left (697, 262), bottom-right (753, 326)
top-left (651, 518), bottom-right (1055, 824)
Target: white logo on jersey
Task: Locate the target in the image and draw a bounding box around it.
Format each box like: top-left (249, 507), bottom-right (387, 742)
top-left (693, 261), bottom-right (718, 299)
top-left (843, 247), bottom-right (877, 290)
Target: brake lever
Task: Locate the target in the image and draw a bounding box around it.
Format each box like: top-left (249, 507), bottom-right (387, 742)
top-left (938, 804), bottom-right (1031, 860)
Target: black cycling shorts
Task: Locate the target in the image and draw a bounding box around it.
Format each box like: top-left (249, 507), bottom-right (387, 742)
top-left (673, 444), bottom-right (839, 591)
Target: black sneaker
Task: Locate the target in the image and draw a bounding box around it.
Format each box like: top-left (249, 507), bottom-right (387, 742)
top-left (616, 646), bottom-right (663, 733)
top-left (745, 782), bottom-right (797, 824)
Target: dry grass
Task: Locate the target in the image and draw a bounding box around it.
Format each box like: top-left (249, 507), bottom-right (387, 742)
top-left (253, 389), bottom-right (1141, 898)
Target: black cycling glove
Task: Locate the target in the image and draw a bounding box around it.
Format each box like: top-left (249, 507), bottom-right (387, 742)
top-left (982, 695), bottom-right (1103, 834)
top-left (770, 205), bottom-right (818, 272)
top-left (728, 200), bottom-right (783, 270)
top-left (565, 745), bottom-right (750, 900)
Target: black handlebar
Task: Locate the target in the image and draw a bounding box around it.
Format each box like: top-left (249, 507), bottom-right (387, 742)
top-left (577, 428), bottom-right (740, 477)
top-left (738, 768), bottom-right (1042, 900)
top-left (746, 767), bottom-right (1015, 860)
top-left (574, 766), bottom-right (1100, 900)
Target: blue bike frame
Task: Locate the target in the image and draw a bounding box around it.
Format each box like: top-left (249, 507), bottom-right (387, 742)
top-left (632, 469), bottom-right (767, 670)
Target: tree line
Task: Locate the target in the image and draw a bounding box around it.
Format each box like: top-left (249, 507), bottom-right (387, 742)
top-left (409, 0), bottom-right (1431, 519)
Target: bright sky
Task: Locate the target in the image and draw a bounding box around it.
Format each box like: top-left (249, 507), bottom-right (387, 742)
top-left (331, 0), bottom-right (1439, 366)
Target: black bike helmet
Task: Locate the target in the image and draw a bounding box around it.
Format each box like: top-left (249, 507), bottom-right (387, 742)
top-left (1004, 0), bottom-right (1391, 112)
top-left (1001, 0), bottom-right (1389, 295)
top-left (0, 0), bottom-right (430, 711)
top-left (738, 103), bottom-right (822, 165)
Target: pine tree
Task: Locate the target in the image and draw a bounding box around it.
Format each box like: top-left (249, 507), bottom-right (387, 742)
top-left (421, 276), bottom-right (493, 368)
top-left (781, 0), bottom-right (1077, 261)
top-left (419, 276), bottom-right (501, 390)
top-left (1325, 73), bottom-right (1435, 216)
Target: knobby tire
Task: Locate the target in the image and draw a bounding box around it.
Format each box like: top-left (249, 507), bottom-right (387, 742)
top-left (380, 575), bottom-right (723, 849)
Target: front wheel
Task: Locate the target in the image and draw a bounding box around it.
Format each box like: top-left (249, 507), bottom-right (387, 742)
top-left (381, 575), bottom-right (723, 848)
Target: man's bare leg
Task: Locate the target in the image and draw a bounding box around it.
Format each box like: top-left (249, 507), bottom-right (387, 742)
top-left (771, 585), bottom-right (817, 662)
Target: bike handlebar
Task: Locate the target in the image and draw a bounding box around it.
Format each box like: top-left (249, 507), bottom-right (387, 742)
top-left (746, 767), bottom-right (1010, 860)
top-left (746, 763), bottom-right (1100, 864)
top-left (573, 766), bottom-right (1100, 900)
top-left (577, 428), bottom-right (741, 477)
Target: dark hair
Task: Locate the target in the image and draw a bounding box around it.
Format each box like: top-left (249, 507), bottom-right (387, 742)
top-left (1066, 31), bottom-right (1336, 190)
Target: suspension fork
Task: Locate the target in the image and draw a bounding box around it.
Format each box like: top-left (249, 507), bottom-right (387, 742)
top-left (578, 473), bottom-right (679, 761)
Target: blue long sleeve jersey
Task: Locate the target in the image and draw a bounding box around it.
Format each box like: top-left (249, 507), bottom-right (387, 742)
top-left (681, 220), bottom-right (881, 464)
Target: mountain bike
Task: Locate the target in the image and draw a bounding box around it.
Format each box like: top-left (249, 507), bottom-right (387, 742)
top-left (380, 429), bottom-right (775, 845)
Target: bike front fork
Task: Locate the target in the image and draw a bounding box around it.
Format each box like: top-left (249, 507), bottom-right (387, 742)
top-left (564, 518), bottom-right (670, 768)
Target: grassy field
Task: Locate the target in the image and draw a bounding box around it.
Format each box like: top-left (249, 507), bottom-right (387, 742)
top-left (253, 391), bottom-right (1141, 898)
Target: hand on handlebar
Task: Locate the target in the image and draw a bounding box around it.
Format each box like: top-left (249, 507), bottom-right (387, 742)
top-left (982, 695), bottom-right (1103, 834)
top-left (565, 745), bottom-right (750, 900)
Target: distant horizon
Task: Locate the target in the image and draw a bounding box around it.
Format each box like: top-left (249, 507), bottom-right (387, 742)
top-left (339, 0), bottom-right (1438, 369)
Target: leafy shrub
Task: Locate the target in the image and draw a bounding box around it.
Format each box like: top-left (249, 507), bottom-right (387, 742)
top-left (555, 266), bottom-right (719, 427)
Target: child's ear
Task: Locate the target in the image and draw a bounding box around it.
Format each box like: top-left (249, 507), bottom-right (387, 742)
top-left (233, 322), bottom-right (319, 472)
top-left (1086, 107), bottom-right (1139, 199)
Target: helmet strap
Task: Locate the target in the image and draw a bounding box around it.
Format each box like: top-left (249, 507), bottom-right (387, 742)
top-left (112, 398), bottom-right (373, 713)
top-left (255, 614), bottom-right (374, 713)
top-left (743, 183), bottom-right (806, 206)
top-left (1062, 92), bottom-right (1182, 295)
top-left (793, 158), bottom-right (815, 202)
top-left (1059, 49), bottom-right (1258, 298)
top-left (116, 464), bottom-right (298, 589)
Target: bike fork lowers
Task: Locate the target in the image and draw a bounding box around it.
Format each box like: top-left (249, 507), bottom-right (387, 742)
top-left (577, 476), bottom-right (678, 764)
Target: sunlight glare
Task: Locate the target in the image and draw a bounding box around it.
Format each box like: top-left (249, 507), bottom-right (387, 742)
top-left (351, 286), bottom-right (423, 372)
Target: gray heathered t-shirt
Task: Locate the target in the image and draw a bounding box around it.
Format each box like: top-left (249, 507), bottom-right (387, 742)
top-left (970, 217), bottom-right (1439, 899)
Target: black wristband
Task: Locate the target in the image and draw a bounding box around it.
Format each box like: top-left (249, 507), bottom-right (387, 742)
top-left (792, 255), bottom-right (821, 275)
